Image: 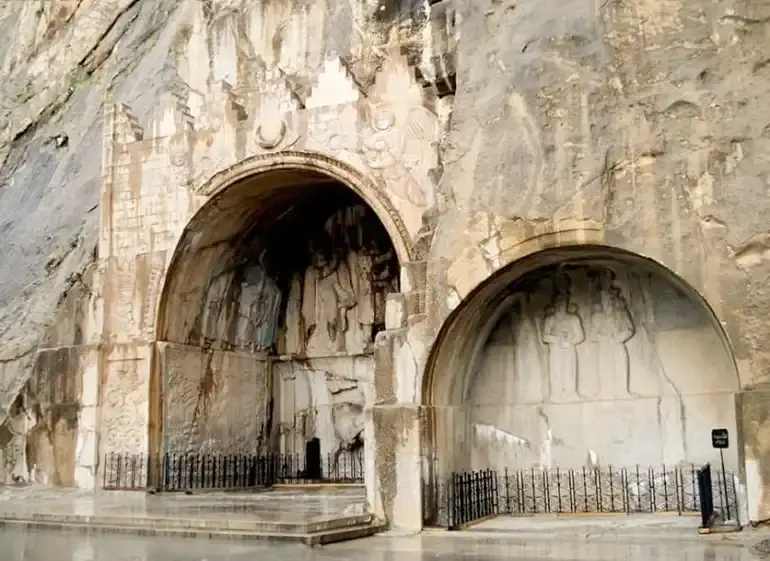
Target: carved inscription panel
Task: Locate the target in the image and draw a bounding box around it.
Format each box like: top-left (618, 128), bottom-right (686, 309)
top-left (161, 344), bottom-right (269, 455)
top-left (100, 348), bottom-right (152, 457)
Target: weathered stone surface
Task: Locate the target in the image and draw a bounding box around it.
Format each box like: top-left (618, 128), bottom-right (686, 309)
top-left (447, 261), bottom-right (740, 473)
top-left (2, 0), bottom-right (770, 537)
top-left (159, 343), bottom-right (269, 455)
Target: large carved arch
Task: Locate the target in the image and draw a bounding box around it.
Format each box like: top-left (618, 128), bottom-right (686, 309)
top-left (421, 242), bottom-right (742, 491)
top-left (156, 150), bottom-right (413, 340)
top-left (149, 151), bottom-right (411, 467)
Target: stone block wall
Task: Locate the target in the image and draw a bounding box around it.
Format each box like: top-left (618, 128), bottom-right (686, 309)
top-left (159, 344), bottom-right (270, 455)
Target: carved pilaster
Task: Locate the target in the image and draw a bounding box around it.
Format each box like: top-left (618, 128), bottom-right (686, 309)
top-left (101, 104), bottom-right (143, 260)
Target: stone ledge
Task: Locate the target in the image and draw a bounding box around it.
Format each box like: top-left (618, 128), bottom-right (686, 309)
top-left (0, 517), bottom-right (387, 545)
top-left (0, 510), bottom-right (373, 535)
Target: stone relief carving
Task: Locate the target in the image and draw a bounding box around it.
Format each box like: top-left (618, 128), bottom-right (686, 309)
top-left (185, 202), bottom-right (398, 358)
top-left (542, 290), bottom-right (584, 402)
top-left (473, 267), bottom-right (708, 407)
top-left (307, 105), bottom-right (358, 155)
top-left (304, 57), bottom-right (361, 156)
top-left (163, 347), bottom-right (268, 455)
top-left (284, 204), bottom-right (399, 358)
top-left (166, 132), bottom-right (190, 168)
top-left (300, 243), bottom-right (357, 356)
top-left (361, 103), bottom-right (438, 208)
top-left (191, 264), bottom-right (282, 353)
top-left (467, 263), bottom-right (739, 471)
top-left (251, 66), bottom-right (302, 152)
top-left (102, 363), bottom-right (148, 455)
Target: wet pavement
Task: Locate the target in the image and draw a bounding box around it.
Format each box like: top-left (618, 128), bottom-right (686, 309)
top-left (0, 526), bottom-right (754, 560)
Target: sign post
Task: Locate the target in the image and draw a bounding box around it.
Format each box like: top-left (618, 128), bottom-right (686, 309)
top-left (711, 428), bottom-right (730, 521)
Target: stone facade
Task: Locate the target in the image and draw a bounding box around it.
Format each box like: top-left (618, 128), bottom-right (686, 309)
top-left (1, 0), bottom-right (770, 535)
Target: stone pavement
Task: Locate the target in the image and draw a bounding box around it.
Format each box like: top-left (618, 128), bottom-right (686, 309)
top-left (1, 485), bottom-right (767, 550)
top-left (457, 513), bottom-right (739, 543)
top-left (0, 526), bottom-right (756, 561)
top-left (0, 485), bottom-right (382, 544)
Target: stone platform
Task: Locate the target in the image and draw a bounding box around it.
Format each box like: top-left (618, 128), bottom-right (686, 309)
top-left (0, 486), bottom-right (383, 545)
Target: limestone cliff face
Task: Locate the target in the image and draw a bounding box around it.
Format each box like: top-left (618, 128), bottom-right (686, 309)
top-left (0, 1), bottom-right (178, 420)
top-left (1, 0), bottom-right (769, 495)
top-left (0, 0), bottom-right (198, 481)
top-left (0, 0), bottom-right (450, 481)
top-left (429, 0), bottom-right (770, 382)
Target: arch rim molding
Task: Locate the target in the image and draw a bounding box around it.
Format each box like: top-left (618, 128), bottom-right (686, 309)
top-left (192, 150), bottom-right (415, 265)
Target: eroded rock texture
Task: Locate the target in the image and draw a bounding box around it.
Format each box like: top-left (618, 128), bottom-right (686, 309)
top-left (0, 0), bottom-right (432, 484)
top-left (1, 0), bottom-right (770, 531)
top-left (0, 0), bottom-right (186, 483)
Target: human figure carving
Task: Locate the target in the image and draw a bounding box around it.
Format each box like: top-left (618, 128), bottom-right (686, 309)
top-left (284, 273), bottom-right (305, 355)
top-left (580, 301), bottom-right (606, 399)
top-left (346, 251), bottom-right (375, 352)
top-left (361, 105), bottom-right (436, 207)
top-left (308, 108), bottom-right (347, 152)
top-left (302, 244), bottom-right (357, 356)
top-left (371, 248), bottom-right (398, 331)
top-left (598, 282), bottom-right (635, 398)
top-left (542, 291), bottom-right (585, 401)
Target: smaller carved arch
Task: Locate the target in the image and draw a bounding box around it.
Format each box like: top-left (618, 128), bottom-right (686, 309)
top-left (423, 242), bottom-right (738, 408)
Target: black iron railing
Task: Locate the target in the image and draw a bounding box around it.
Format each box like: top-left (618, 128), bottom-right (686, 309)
top-left (697, 463), bottom-right (716, 528)
top-left (275, 451), bottom-right (364, 484)
top-left (159, 453), bottom-right (276, 491)
top-left (423, 463), bottom-right (738, 528)
top-left (103, 452), bottom-right (151, 490)
top-left (446, 469), bottom-right (498, 529)
top-left (103, 452), bottom-right (276, 491)
top-left (102, 450), bottom-right (365, 491)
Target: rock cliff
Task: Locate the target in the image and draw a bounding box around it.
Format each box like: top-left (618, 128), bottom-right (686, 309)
top-left (0, 0), bottom-right (185, 427)
top-left (0, 0), bottom-right (453, 481)
top-left (1, 0), bottom-right (769, 503)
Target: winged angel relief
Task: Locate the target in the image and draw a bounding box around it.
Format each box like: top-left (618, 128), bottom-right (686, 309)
top-left (361, 104), bottom-right (438, 208)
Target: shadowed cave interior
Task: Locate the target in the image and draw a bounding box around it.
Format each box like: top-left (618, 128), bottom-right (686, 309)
top-left (156, 174), bottom-right (400, 472)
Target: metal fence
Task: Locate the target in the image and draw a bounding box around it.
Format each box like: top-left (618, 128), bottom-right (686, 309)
top-left (102, 450), bottom-right (365, 491)
top-left (445, 469), bottom-right (498, 528)
top-left (275, 451), bottom-right (364, 484)
top-left (423, 464), bottom-right (738, 528)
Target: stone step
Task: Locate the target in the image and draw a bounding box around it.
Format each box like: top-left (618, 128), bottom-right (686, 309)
top-left (0, 517), bottom-right (387, 545)
top-left (0, 510), bottom-right (374, 535)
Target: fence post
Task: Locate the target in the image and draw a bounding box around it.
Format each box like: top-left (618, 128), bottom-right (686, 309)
top-left (594, 468), bottom-right (601, 513)
top-left (492, 469), bottom-right (499, 515)
top-left (697, 463), bottom-right (714, 529)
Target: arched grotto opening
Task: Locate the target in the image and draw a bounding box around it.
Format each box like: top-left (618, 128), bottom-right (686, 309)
top-left (422, 245), bottom-right (741, 520)
top-left (151, 169), bottom-right (401, 484)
